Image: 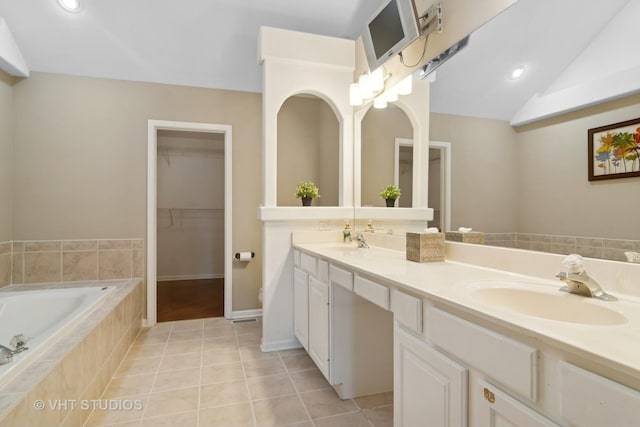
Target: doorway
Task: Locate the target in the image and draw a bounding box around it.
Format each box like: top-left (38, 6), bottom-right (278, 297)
top-left (147, 120), bottom-right (232, 326)
top-left (395, 138), bottom-right (451, 230)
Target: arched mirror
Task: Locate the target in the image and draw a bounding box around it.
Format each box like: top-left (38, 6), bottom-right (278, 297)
top-left (276, 94), bottom-right (340, 207)
top-left (360, 104), bottom-right (413, 207)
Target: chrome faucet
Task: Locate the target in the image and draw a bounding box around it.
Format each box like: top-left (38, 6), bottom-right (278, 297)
top-left (356, 232), bottom-right (369, 248)
top-left (555, 254), bottom-right (616, 301)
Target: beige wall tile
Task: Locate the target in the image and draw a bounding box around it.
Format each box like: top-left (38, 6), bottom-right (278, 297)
top-left (99, 240), bottom-right (133, 250)
top-left (98, 250), bottom-right (132, 280)
top-left (25, 241), bottom-right (62, 252)
top-left (0, 398), bottom-right (27, 427)
top-left (60, 345), bottom-right (83, 420)
top-left (132, 250), bottom-right (144, 278)
top-left (0, 242), bottom-right (10, 255)
top-left (26, 364), bottom-right (62, 427)
top-left (82, 328), bottom-right (100, 391)
top-left (62, 240), bottom-right (97, 251)
top-left (62, 251), bottom-right (97, 281)
top-left (603, 239), bottom-right (634, 250)
top-left (11, 253), bottom-right (23, 284)
top-left (132, 239), bottom-right (144, 250)
top-left (0, 253), bottom-right (10, 287)
top-left (24, 252), bottom-right (62, 283)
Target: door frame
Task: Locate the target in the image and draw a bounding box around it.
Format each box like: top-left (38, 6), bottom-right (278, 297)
top-left (395, 138), bottom-right (451, 231)
top-left (147, 120), bottom-right (232, 326)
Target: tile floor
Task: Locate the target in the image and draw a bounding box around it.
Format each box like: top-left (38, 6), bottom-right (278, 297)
top-left (86, 317), bottom-right (393, 427)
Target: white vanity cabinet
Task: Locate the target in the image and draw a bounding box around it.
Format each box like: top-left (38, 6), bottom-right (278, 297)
top-left (474, 380), bottom-right (558, 427)
top-left (293, 266), bottom-right (309, 350)
top-left (395, 324), bottom-right (468, 427)
top-left (308, 275), bottom-right (330, 379)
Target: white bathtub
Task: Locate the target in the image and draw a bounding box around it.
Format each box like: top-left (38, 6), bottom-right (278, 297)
top-left (0, 286), bottom-right (115, 385)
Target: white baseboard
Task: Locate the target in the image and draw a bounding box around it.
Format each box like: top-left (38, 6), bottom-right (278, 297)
top-left (261, 337), bottom-right (302, 353)
top-left (229, 309), bottom-right (263, 320)
top-left (157, 273), bottom-right (224, 282)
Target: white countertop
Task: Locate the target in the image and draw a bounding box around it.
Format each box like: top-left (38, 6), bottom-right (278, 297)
top-left (294, 242), bottom-right (640, 382)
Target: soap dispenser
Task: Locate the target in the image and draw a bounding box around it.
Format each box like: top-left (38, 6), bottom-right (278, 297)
top-left (343, 221), bottom-right (352, 243)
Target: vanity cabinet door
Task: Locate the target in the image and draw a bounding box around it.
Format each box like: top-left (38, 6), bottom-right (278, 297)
top-left (293, 267), bottom-right (309, 351)
top-left (474, 380), bottom-right (558, 427)
top-left (395, 325), bottom-right (468, 427)
top-left (308, 276), bottom-right (330, 380)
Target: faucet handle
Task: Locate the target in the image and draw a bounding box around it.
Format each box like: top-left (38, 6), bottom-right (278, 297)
top-left (562, 254), bottom-right (584, 274)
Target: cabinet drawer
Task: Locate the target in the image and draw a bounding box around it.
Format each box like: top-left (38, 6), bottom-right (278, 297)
top-left (330, 265), bottom-right (353, 291)
top-left (391, 290), bottom-right (423, 333)
top-left (300, 252), bottom-right (317, 276)
top-left (354, 275), bottom-right (389, 310)
top-left (317, 259), bottom-right (329, 283)
top-left (559, 362), bottom-right (640, 427)
top-left (475, 380), bottom-right (558, 426)
top-left (426, 307), bottom-right (538, 401)
top-left (293, 249), bottom-right (301, 267)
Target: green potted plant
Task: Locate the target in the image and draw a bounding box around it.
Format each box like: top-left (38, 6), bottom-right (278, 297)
top-left (380, 184), bottom-right (401, 207)
top-left (295, 181), bottom-right (320, 206)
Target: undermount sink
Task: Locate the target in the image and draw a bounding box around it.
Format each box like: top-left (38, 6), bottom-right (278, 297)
top-left (470, 287), bottom-right (627, 325)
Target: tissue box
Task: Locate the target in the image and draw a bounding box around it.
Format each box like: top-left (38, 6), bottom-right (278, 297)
top-left (406, 232), bottom-right (445, 263)
top-left (444, 231), bottom-right (485, 244)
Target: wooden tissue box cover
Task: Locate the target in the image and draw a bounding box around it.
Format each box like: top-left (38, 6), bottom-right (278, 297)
top-left (406, 232), bottom-right (445, 263)
top-left (445, 231), bottom-right (485, 244)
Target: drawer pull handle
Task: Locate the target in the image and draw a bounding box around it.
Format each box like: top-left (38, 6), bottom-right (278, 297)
top-left (484, 387), bottom-right (496, 403)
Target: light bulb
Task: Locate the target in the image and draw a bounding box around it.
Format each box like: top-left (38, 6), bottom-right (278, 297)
top-left (510, 66), bottom-right (525, 80)
top-left (57, 0), bottom-right (82, 12)
top-left (370, 67), bottom-right (385, 93)
top-left (358, 74), bottom-right (374, 99)
top-left (373, 96), bottom-right (387, 109)
top-left (349, 83), bottom-right (363, 106)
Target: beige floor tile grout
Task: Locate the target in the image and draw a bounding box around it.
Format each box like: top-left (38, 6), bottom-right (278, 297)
top-left (92, 317), bottom-right (393, 427)
top-left (235, 321), bottom-right (258, 427)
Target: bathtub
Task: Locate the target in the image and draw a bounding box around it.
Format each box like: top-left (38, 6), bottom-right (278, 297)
top-left (0, 286), bottom-right (115, 385)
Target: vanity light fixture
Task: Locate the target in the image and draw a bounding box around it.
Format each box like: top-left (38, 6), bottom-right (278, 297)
top-left (349, 69), bottom-right (413, 108)
top-left (57, 0), bottom-right (82, 13)
top-left (510, 65), bottom-right (525, 80)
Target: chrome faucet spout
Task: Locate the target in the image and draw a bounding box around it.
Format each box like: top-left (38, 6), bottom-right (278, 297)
top-left (555, 270), bottom-right (616, 301)
top-left (356, 232), bottom-right (369, 248)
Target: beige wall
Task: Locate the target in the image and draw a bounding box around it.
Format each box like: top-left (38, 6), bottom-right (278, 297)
top-left (430, 93), bottom-right (640, 241)
top-left (361, 105), bottom-right (413, 207)
top-left (277, 95), bottom-right (339, 206)
top-left (12, 72), bottom-right (262, 310)
top-left (515, 93), bottom-right (640, 239)
top-left (430, 113), bottom-right (519, 232)
top-left (0, 71), bottom-right (13, 241)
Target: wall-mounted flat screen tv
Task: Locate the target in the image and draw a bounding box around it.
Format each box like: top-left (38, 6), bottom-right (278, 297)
top-left (361, 0), bottom-right (420, 72)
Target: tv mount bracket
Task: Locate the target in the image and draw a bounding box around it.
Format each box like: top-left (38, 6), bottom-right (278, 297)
top-left (419, 2), bottom-right (443, 36)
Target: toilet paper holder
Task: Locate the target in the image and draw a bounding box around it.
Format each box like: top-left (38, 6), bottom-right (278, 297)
top-left (234, 252), bottom-right (255, 261)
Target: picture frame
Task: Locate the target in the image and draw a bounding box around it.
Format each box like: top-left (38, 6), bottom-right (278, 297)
top-left (588, 117), bottom-right (640, 181)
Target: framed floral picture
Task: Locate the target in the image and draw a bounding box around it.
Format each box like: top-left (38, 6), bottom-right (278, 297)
top-left (588, 117), bottom-right (640, 181)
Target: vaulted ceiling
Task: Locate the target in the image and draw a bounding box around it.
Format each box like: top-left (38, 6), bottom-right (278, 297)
top-left (0, 0), bottom-right (632, 121)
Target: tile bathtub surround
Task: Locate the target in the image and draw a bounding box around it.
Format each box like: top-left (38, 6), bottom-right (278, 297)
top-left (0, 242), bottom-right (10, 287)
top-left (83, 317), bottom-right (393, 427)
top-left (0, 279), bottom-right (144, 427)
top-left (483, 233), bottom-right (640, 262)
top-left (10, 238), bottom-right (145, 284)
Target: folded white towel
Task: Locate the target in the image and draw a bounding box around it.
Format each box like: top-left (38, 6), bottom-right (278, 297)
top-left (424, 227), bottom-right (439, 233)
top-left (458, 227), bottom-right (472, 233)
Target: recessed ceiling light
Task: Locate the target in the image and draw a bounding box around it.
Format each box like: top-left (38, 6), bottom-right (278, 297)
top-left (510, 66), bottom-right (525, 80)
top-left (57, 0), bottom-right (82, 13)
